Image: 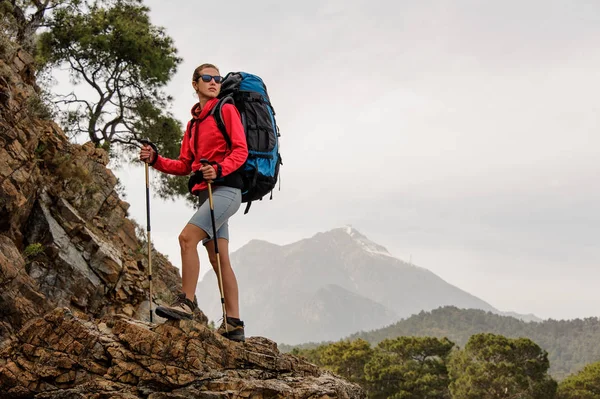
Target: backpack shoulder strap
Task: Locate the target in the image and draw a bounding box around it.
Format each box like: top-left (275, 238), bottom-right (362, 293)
top-left (211, 97), bottom-right (233, 149)
top-left (187, 119), bottom-right (193, 139)
top-left (186, 118), bottom-right (197, 162)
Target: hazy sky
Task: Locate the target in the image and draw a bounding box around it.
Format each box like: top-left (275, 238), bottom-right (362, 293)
top-left (105, 0), bottom-right (600, 320)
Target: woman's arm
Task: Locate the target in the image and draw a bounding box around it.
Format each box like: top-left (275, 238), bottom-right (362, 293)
top-left (151, 121), bottom-right (195, 176)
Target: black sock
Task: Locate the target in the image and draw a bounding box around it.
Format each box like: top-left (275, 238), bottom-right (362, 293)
top-left (227, 317), bottom-right (243, 326)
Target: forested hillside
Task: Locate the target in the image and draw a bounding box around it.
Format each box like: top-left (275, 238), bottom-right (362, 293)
top-left (284, 306), bottom-right (600, 379)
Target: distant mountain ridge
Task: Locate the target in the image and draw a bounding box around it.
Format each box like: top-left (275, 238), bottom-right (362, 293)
top-left (197, 226), bottom-right (538, 344)
top-left (340, 306), bottom-right (599, 379)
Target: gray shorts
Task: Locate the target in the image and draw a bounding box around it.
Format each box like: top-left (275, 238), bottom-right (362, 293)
top-left (188, 186), bottom-right (242, 245)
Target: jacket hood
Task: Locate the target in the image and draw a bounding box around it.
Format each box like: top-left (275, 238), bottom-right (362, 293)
top-left (191, 98), bottom-right (219, 120)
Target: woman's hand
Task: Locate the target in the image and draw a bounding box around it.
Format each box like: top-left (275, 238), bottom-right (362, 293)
top-left (139, 145), bottom-right (156, 163)
top-left (201, 164), bottom-right (217, 180)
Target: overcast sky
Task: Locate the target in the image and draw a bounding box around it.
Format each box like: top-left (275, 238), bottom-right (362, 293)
top-left (106, 0), bottom-right (599, 321)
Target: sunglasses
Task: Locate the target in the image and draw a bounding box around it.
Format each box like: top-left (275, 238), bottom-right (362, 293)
top-left (199, 74), bottom-right (223, 83)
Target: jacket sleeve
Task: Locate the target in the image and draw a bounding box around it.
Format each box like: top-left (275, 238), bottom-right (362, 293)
top-left (152, 121), bottom-right (195, 176)
top-left (218, 104), bottom-right (248, 176)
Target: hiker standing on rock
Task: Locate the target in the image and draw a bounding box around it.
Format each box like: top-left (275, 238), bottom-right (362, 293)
top-left (139, 63), bottom-right (248, 342)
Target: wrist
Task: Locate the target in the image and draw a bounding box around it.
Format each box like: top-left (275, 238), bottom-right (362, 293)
top-left (213, 163), bottom-right (222, 179)
top-left (148, 151), bottom-right (158, 166)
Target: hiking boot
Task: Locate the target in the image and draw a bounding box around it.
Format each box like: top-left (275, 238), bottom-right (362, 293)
top-left (155, 293), bottom-right (197, 320)
top-left (217, 317), bottom-right (245, 342)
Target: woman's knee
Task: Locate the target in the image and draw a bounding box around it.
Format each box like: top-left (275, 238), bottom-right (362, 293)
top-left (179, 230), bottom-right (200, 251)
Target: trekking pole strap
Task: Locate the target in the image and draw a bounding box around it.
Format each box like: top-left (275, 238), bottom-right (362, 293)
top-left (139, 139), bottom-right (159, 166)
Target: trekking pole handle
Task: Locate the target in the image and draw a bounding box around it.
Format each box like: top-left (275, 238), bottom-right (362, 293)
top-left (139, 139), bottom-right (158, 153)
top-left (199, 158), bottom-right (213, 184)
top-left (139, 139), bottom-right (158, 166)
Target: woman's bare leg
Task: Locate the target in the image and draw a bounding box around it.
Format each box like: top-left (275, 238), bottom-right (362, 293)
top-left (179, 223), bottom-right (208, 300)
top-left (205, 238), bottom-right (240, 319)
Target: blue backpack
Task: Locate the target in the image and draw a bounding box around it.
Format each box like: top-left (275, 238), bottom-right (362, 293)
top-left (209, 72), bottom-right (282, 214)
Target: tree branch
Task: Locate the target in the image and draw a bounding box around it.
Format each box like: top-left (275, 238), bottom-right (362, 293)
top-left (69, 57), bottom-right (103, 97)
top-left (104, 84), bottom-right (126, 142)
top-left (53, 92), bottom-right (92, 111)
top-left (67, 58), bottom-right (106, 144)
top-left (110, 136), bottom-right (142, 149)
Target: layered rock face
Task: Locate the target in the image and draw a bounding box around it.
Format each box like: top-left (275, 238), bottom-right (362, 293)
top-left (0, 308), bottom-right (362, 398)
top-left (0, 47), bottom-right (184, 339)
top-left (0, 39), bottom-right (364, 398)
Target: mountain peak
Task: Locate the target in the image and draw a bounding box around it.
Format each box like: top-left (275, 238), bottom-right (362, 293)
top-left (334, 225), bottom-right (392, 258)
top-left (199, 225), bottom-right (499, 344)
top-left (342, 224), bottom-right (363, 238)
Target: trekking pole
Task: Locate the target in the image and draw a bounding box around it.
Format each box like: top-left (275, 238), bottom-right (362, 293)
top-left (140, 139), bottom-right (158, 323)
top-left (200, 159), bottom-right (228, 333)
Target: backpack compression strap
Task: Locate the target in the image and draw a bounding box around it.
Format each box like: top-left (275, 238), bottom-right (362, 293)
top-left (212, 97), bottom-right (254, 214)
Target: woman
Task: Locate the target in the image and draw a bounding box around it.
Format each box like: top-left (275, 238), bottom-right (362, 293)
top-left (139, 63), bottom-right (248, 342)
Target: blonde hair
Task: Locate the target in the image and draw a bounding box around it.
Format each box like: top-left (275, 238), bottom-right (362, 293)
top-left (192, 63), bottom-right (220, 82)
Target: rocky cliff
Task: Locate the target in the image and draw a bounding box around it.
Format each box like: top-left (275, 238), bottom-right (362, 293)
top-left (0, 38), bottom-right (364, 398)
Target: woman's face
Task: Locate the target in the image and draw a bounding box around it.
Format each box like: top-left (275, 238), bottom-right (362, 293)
top-left (193, 67), bottom-right (222, 100)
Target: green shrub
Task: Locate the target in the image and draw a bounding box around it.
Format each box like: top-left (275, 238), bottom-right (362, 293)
top-left (23, 243), bottom-right (44, 258)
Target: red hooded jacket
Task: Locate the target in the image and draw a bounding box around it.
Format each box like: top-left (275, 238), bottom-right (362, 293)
top-left (151, 98), bottom-right (248, 193)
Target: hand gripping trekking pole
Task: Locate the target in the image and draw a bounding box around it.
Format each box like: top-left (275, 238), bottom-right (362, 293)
top-left (140, 139), bottom-right (158, 323)
top-left (199, 159), bottom-right (228, 333)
